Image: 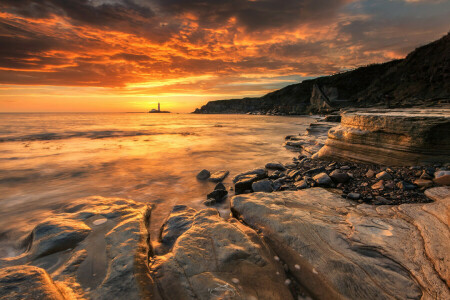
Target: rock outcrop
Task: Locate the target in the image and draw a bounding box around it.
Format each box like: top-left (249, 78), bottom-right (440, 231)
top-left (194, 33), bottom-right (449, 114)
top-left (231, 187), bottom-right (450, 300)
top-left (0, 196), bottom-right (157, 300)
top-left (150, 206), bottom-right (293, 300)
top-left (315, 108), bottom-right (450, 165)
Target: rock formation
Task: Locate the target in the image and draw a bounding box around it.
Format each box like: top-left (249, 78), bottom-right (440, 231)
top-left (315, 108), bottom-right (450, 165)
top-left (193, 33), bottom-right (449, 114)
top-left (0, 196), bottom-right (157, 300)
top-left (231, 187), bottom-right (450, 300)
top-left (150, 206), bottom-right (293, 300)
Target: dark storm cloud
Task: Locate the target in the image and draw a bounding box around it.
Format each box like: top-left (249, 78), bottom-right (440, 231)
top-left (156, 0), bottom-right (352, 31)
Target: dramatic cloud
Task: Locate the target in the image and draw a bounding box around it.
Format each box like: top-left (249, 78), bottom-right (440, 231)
top-left (0, 0), bottom-right (449, 111)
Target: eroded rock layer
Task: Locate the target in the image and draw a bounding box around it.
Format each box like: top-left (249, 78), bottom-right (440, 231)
top-left (231, 187), bottom-right (450, 300)
top-left (150, 205), bottom-right (293, 300)
top-left (316, 109), bottom-right (450, 165)
top-left (0, 196), bottom-right (157, 300)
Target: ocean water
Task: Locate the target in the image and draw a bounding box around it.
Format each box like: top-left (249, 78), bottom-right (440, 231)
top-left (0, 112), bottom-right (314, 256)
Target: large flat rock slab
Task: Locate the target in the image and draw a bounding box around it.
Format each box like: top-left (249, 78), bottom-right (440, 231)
top-left (315, 108), bottom-right (450, 165)
top-left (0, 196), bottom-right (158, 300)
top-left (150, 206), bottom-right (293, 300)
top-left (231, 187), bottom-right (450, 300)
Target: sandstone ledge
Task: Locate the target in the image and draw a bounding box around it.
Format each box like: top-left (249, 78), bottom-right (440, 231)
top-left (315, 108), bottom-right (450, 165)
top-left (231, 187), bottom-right (450, 299)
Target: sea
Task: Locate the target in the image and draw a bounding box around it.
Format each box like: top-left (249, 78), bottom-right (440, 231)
top-left (0, 112), bottom-right (315, 257)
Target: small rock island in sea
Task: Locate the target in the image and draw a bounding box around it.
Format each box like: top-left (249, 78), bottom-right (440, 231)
top-left (148, 102), bottom-right (170, 113)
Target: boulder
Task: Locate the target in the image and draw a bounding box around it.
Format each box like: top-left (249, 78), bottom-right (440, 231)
top-left (315, 109), bottom-right (450, 165)
top-left (206, 189), bottom-right (228, 203)
top-left (414, 179), bottom-right (433, 188)
top-left (265, 162), bottom-right (286, 171)
top-left (232, 168), bottom-right (267, 183)
top-left (312, 173), bottom-right (333, 187)
top-left (209, 170), bottom-right (229, 182)
top-left (0, 196), bottom-right (158, 300)
top-left (251, 179), bottom-right (273, 193)
top-left (149, 208), bottom-right (293, 300)
top-left (196, 169), bottom-right (211, 180)
top-left (434, 171), bottom-right (450, 186)
top-left (329, 170), bottom-right (350, 183)
top-left (231, 188), bottom-right (450, 299)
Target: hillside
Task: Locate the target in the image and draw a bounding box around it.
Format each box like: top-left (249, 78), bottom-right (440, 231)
top-left (193, 33), bottom-right (450, 114)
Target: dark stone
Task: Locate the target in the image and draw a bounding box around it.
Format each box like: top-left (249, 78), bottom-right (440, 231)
top-left (214, 182), bottom-right (226, 191)
top-left (252, 180), bottom-right (273, 193)
top-left (304, 166), bottom-right (326, 177)
top-left (235, 174), bottom-right (260, 194)
top-left (347, 193), bottom-right (361, 200)
top-left (396, 181), bottom-right (416, 191)
top-left (206, 189), bottom-right (228, 202)
top-left (313, 173), bottom-right (333, 187)
top-left (209, 170), bottom-right (229, 182)
top-left (265, 162), bottom-right (286, 171)
top-left (196, 169), bottom-right (210, 180)
top-left (329, 170), bottom-right (350, 183)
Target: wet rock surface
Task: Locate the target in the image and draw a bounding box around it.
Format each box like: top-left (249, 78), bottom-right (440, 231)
top-left (150, 207), bottom-right (294, 300)
top-left (0, 196), bottom-right (157, 300)
top-left (0, 265), bottom-right (66, 300)
top-left (231, 187), bottom-right (450, 300)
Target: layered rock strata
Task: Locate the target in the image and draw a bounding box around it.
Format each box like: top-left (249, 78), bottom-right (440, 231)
top-left (231, 187), bottom-right (450, 300)
top-left (315, 109), bottom-right (450, 165)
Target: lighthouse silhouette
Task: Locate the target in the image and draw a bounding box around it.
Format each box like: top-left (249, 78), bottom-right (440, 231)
top-left (158, 102), bottom-right (160, 112)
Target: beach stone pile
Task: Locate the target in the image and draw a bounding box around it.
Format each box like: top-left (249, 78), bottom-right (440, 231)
top-left (229, 157), bottom-right (450, 205)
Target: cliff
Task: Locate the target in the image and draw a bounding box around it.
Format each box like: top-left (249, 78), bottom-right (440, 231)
top-left (194, 33), bottom-right (449, 114)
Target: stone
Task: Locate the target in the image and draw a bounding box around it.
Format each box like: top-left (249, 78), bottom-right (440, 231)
top-left (284, 163), bottom-right (297, 169)
top-left (209, 170), bottom-right (230, 182)
top-left (0, 266), bottom-right (65, 300)
top-left (231, 188), bottom-right (450, 299)
top-left (0, 196), bottom-right (158, 300)
top-left (371, 180), bottom-right (384, 190)
top-left (385, 181), bottom-right (395, 189)
top-left (206, 189), bottom-right (228, 202)
top-left (347, 192), bottom-right (360, 200)
top-left (214, 182), bottom-right (226, 191)
top-left (233, 168), bottom-right (267, 183)
top-left (295, 180), bottom-right (308, 190)
top-left (235, 174), bottom-right (260, 194)
top-left (265, 162), bottom-right (286, 170)
top-left (251, 180), bottom-right (273, 193)
top-left (329, 170), bottom-right (350, 183)
top-left (304, 167), bottom-right (326, 177)
top-left (340, 166), bottom-right (351, 170)
top-left (376, 171), bottom-right (392, 180)
top-left (414, 179), bottom-right (433, 188)
top-left (272, 178), bottom-right (285, 191)
top-left (313, 173), bottom-right (333, 187)
top-left (315, 109), bottom-right (450, 166)
top-left (365, 169), bottom-right (375, 178)
top-left (150, 208), bottom-right (293, 300)
top-left (434, 171), bottom-right (450, 186)
top-left (196, 169), bottom-right (211, 180)
top-left (396, 181), bottom-right (416, 190)
top-left (420, 171), bottom-right (433, 180)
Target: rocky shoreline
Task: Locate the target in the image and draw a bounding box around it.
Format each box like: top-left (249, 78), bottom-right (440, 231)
top-left (1, 109), bottom-right (449, 299)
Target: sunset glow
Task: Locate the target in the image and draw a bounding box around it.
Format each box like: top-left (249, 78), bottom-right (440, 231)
top-left (1, 0), bottom-right (449, 112)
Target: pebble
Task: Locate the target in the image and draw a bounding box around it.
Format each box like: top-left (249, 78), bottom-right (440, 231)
top-left (274, 256), bottom-right (280, 261)
top-left (312, 268), bottom-right (318, 274)
top-left (284, 279), bottom-right (291, 285)
top-left (294, 264), bottom-right (301, 270)
top-left (231, 278), bottom-right (240, 284)
top-left (376, 171), bottom-right (392, 180)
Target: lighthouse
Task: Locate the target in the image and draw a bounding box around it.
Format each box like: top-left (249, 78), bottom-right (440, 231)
top-left (158, 102), bottom-right (160, 112)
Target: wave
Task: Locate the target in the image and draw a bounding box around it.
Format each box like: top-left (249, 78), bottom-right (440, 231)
top-left (0, 130), bottom-right (196, 142)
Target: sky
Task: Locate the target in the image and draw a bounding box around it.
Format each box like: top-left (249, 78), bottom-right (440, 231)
top-left (0, 0), bottom-right (449, 112)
